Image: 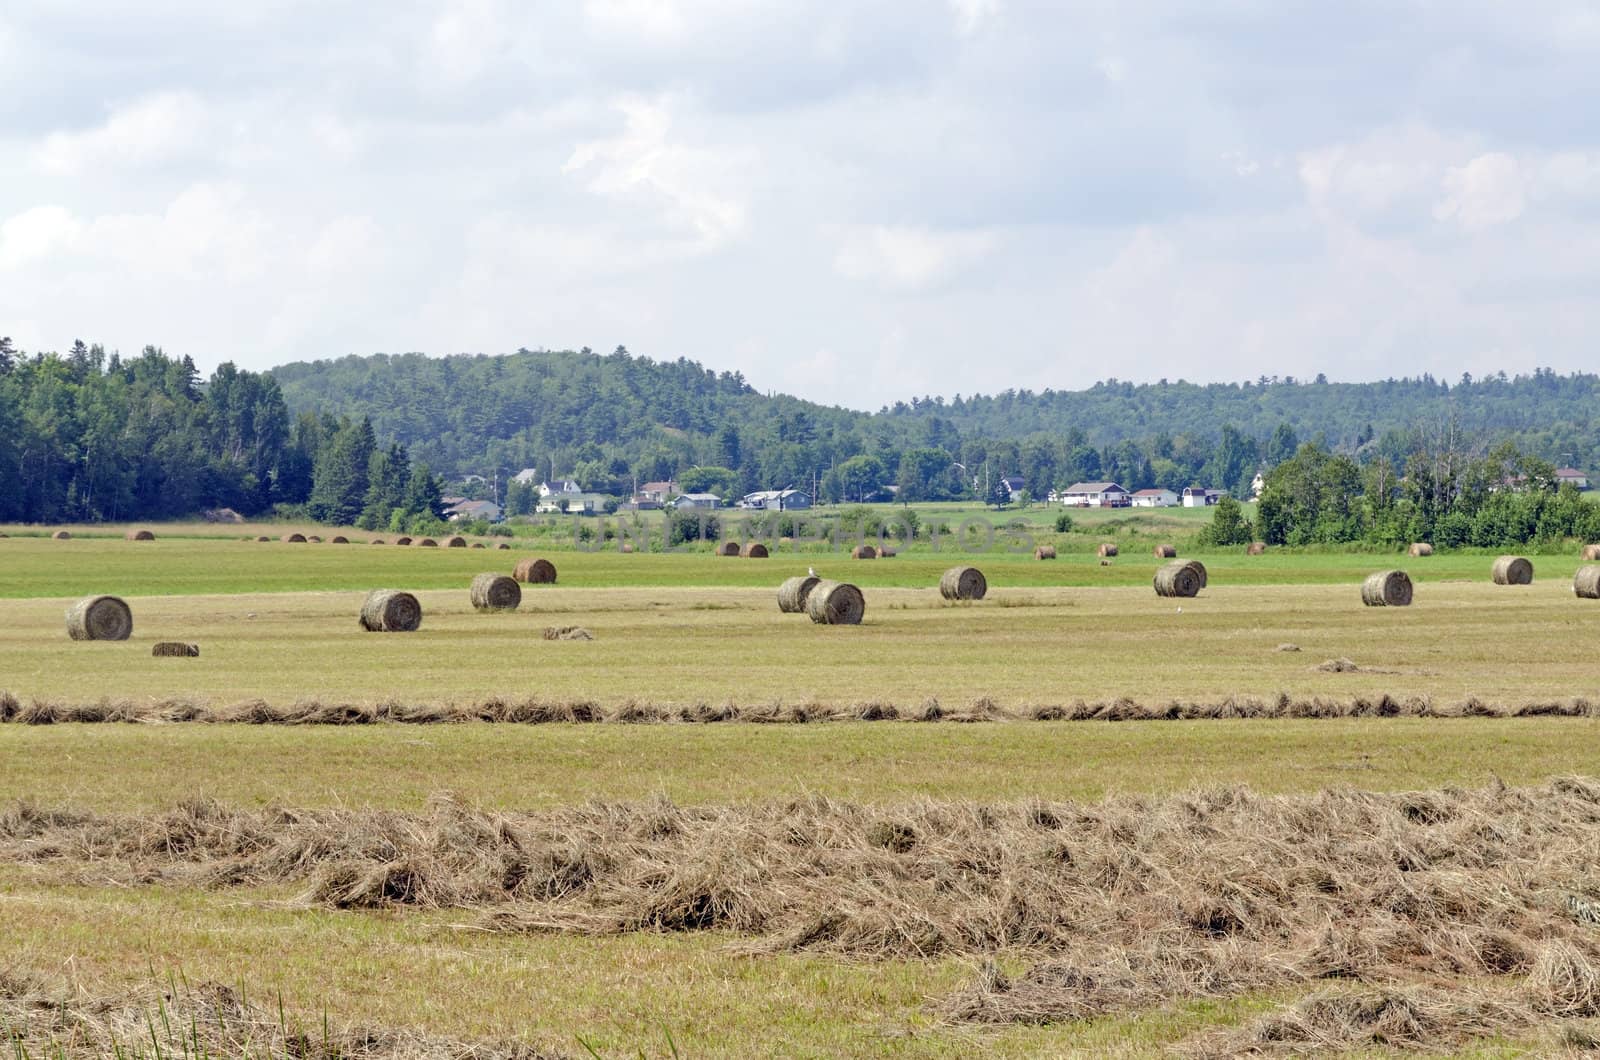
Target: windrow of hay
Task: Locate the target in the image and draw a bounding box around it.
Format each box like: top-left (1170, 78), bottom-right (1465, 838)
top-left (12, 690), bottom-right (1600, 726)
top-left (469, 573), bottom-right (522, 612)
top-left (742, 542), bottom-right (769, 558)
top-left (1153, 560), bottom-right (1201, 598)
top-left (1034, 545), bottom-right (1056, 560)
top-left (0, 972), bottom-right (557, 1060)
top-left (358, 590), bottom-right (422, 632)
top-left (716, 541), bottom-right (741, 557)
top-left (15, 780), bottom-right (1600, 1050)
top-left (1153, 543), bottom-right (1177, 558)
top-left (1491, 555), bottom-right (1534, 585)
top-left (150, 642), bottom-right (199, 657)
top-left (939, 566), bottom-right (987, 601)
top-left (123, 529), bottom-right (155, 541)
top-left (64, 595), bottom-right (132, 641)
top-left (851, 544), bottom-right (877, 559)
top-left (1247, 541), bottom-right (1267, 555)
top-left (806, 581), bottom-right (866, 625)
top-left (1408, 542), bottom-right (1434, 557)
top-left (777, 575), bottom-right (821, 613)
top-left (513, 557), bottom-right (557, 584)
top-left (1362, 569), bottom-right (1413, 607)
top-left (1096, 542), bottom-right (1118, 557)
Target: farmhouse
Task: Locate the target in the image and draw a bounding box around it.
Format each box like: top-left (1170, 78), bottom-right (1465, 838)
top-left (740, 489), bottom-right (812, 511)
top-left (537, 479), bottom-right (583, 498)
top-left (1000, 476), bottom-right (1027, 502)
top-left (445, 499), bottom-right (502, 522)
top-left (1557, 467), bottom-right (1590, 490)
top-left (1182, 487), bottom-right (1228, 507)
top-left (673, 493), bottom-right (722, 510)
top-left (1130, 488), bottom-right (1179, 508)
top-left (638, 480), bottom-right (679, 503)
top-left (1059, 482), bottom-right (1131, 508)
top-left (536, 492), bottom-right (610, 514)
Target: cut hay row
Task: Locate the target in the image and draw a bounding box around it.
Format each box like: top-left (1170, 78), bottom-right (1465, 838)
top-left (11, 779), bottom-right (1600, 1050)
top-left (64, 595), bottom-right (132, 641)
top-left (939, 566), bottom-right (987, 601)
top-left (469, 573), bottom-right (521, 612)
top-left (1153, 560), bottom-right (1201, 598)
top-left (358, 590), bottom-right (422, 632)
top-left (1491, 554), bottom-right (1534, 585)
top-left (512, 557), bottom-right (557, 584)
top-left (777, 575), bottom-right (821, 613)
top-left (806, 580), bottom-right (866, 625)
top-left (1361, 569), bottom-right (1413, 607)
top-left (1574, 565), bottom-right (1600, 599)
top-left (9, 690), bottom-right (1600, 726)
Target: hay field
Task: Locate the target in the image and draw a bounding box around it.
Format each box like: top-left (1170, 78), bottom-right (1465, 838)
top-left (5, 531), bottom-right (1600, 1057)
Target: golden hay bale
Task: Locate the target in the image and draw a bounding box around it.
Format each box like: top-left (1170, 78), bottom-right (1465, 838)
top-left (415, 538), bottom-right (438, 548)
top-left (715, 541), bottom-right (741, 556)
top-left (743, 542), bottom-right (770, 558)
top-left (51, 530), bottom-right (71, 540)
top-left (151, 642), bottom-right (199, 658)
top-left (806, 580), bottom-right (866, 625)
top-left (1153, 543), bottom-right (1177, 559)
top-left (280, 532), bottom-right (306, 543)
top-left (256, 535), bottom-right (271, 542)
top-left (1582, 544), bottom-right (1600, 562)
top-left (939, 566), bottom-right (987, 601)
top-left (330, 535), bottom-right (349, 544)
top-left (394, 536), bottom-right (413, 546)
top-left (471, 542), bottom-right (486, 549)
top-left (359, 590), bottom-right (422, 632)
top-left (852, 544), bottom-right (878, 560)
top-left (1408, 542), bottom-right (1434, 557)
top-left (469, 573), bottom-right (522, 612)
top-left (1575, 565), bottom-right (1600, 599)
top-left (1362, 570), bottom-right (1413, 607)
top-left (620, 543), bottom-right (635, 554)
top-left (879, 546), bottom-right (896, 558)
top-left (446, 536), bottom-right (467, 548)
top-left (777, 575), bottom-right (821, 613)
top-left (124, 529), bottom-right (155, 541)
top-left (513, 557), bottom-right (557, 584)
top-left (1097, 542), bottom-right (1118, 558)
top-left (370, 539), bottom-right (385, 545)
top-left (1247, 541), bottom-right (1267, 555)
top-left (1491, 555), bottom-right (1534, 586)
top-left (65, 595), bottom-right (133, 641)
top-left (496, 543), bottom-right (511, 550)
top-left (1034, 545), bottom-right (1057, 560)
top-left (307, 535), bottom-right (323, 543)
top-left (1184, 559), bottom-right (1209, 588)
top-left (1153, 560), bottom-right (1202, 598)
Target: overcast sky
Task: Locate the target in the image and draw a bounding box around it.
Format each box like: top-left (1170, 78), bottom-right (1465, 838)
top-left (3, 2), bottom-right (1598, 410)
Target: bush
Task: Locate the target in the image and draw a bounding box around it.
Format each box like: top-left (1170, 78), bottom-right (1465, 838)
top-left (486, 524), bottom-right (514, 537)
top-left (1197, 495), bottom-right (1255, 547)
top-left (1053, 512), bottom-right (1074, 534)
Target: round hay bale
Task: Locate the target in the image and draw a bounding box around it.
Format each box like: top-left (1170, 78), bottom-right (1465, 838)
top-left (125, 529), bottom-right (155, 541)
top-left (307, 535), bottom-right (323, 543)
top-left (743, 542), bottom-right (770, 558)
top-left (470, 573), bottom-right (522, 612)
top-left (715, 541), bottom-right (741, 557)
top-left (1034, 545), bottom-right (1057, 560)
top-left (1153, 560), bottom-right (1202, 598)
top-left (51, 530), bottom-right (71, 540)
top-left (1408, 542), bottom-right (1434, 557)
top-left (330, 535), bottom-right (349, 544)
top-left (1574, 565), bottom-right (1600, 599)
top-left (280, 532), bottom-right (306, 543)
top-left (620, 542), bottom-right (635, 554)
top-left (806, 581), bottom-right (866, 625)
top-left (778, 575), bottom-right (821, 613)
top-left (1362, 570), bottom-right (1413, 607)
top-left (151, 642), bottom-right (199, 658)
top-left (446, 535), bottom-right (467, 548)
top-left (851, 544), bottom-right (878, 560)
top-left (394, 536), bottom-right (413, 546)
top-left (939, 566), bottom-right (988, 601)
top-left (359, 590), bottom-right (422, 632)
top-left (415, 537), bottom-right (438, 547)
top-left (256, 535), bottom-right (271, 542)
top-left (65, 595), bottom-right (133, 641)
top-left (1491, 555), bottom-right (1533, 586)
top-left (1184, 559), bottom-right (1208, 588)
top-left (470, 542), bottom-right (486, 549)
top-left (496, 543), bottom-right (511, 550)
top-left (1097, 542), bottom-right (1118, 558)
top-left (1582, 544), bottom-right (1600, 562)
top-left (1247, 541), bottom-right (1267, 555)
top-left (370, 539), bottom-right (385, 545)
top-left (1153, 543), bottom-right (1177, 559)
top-left (513, 557), bottom-right (557, 584)
top-left (879, 546), bottom-right (897, 558)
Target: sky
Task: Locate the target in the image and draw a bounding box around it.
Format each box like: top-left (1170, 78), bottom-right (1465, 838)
top-left (2, 1), bottom-right (1598, 411)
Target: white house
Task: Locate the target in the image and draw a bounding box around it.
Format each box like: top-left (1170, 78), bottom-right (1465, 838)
top-left (673, 492), bottom-right (722, 510)
top-left (739, 489), bottom-right (812, 511)
top-left (1129, 488), bottom-right (1179, 508)
top-left (1557, 467), bottom-right (1590, 490)
top-left (1182, 487), bottom-right (1228, 508)
top-left (537, 492), bottom-right (609, 514)
top-left (638, 479), bottom-right (678, 503)
top-left (1059, 482), bottom-right (1131, 508)
top-left (537, 479), bottom-right (582, 498)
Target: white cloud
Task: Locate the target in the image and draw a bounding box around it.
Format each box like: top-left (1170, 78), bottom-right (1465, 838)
top-left (1435, 152), bottom-right (1526, 230)
top-left (833, 225), bottom-right (998, 290)
top-left (33, 92), bottom-right (209, 176)
top-left (0, 205), bottom-right (83, 268)
top-left (948, 0), bottom-right (999, 36)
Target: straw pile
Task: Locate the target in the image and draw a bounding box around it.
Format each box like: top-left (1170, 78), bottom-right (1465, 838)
top-left (1362, 570), bottom-right (1413, 607)
top-left (151, 642), bottom-right (199, 658)
top-left (851, 544), bottom-right (877, 559)
top-left (358, 590), bottom-right (422, 632)
top-left (1408, 542), bottom-right (1434, 557)
top-left (65, 595), bottom-right (133, 641)
top-left (1247, 541), bottom-right (1266, 555)
top-left (807, 581), bottom-right (866, 625)
top-left (1582, 544), bottom-right (1600, 562)
top-left (446, 536), bottom-right (467, 548)
top-left (716, 541), bottom-right (740, 557)
top-left (1491, 555), bottom-right (1534, 585)
top-left (940, 566), bottom-right (987, 601)
top-left (1097, 543), bottom-right (1117, 557)
top-left (743, 542), bottom-right (770, 558)
top-left (513, 558), bottom-right (557, 584)
top-left (280, 532), bottom-right (306, 543)
top-left (1153, 560), bottom-right (1201, 598)
top-left (1034, 545), bottom-right (1056, 560)
top-left (124, 529), bottom-right (155, 541)
top-left (1153, 543), bottom-right (1177, 558)
top-left (777, 576), bottom-right (822, 613)
top-left (51, 530), bottom-right (71, 540)
top-left (469, 573), bottom-right (521, 612)
top-left (1575, 566), bottom-right (1600, 600)
top-left (395, 536), bottom-right (413, 546)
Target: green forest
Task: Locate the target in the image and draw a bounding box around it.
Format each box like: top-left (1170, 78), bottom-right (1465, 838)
top-left (3, 338), bottom-right (1597, 544)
